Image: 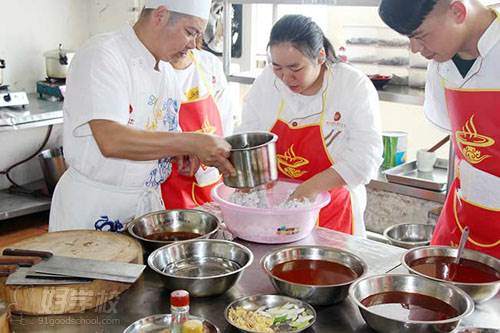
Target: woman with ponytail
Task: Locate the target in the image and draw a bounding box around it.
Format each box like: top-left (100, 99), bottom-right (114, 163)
top-left (237, 15), bottom-right (382, 237)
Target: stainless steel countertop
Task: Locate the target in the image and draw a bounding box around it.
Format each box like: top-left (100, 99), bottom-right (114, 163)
top-left (9, 228), bottom-right (498, 332)
top-left (0, 93), bottom-right (63, 131)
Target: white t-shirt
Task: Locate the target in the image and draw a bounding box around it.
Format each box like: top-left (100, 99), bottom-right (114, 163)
top-left (238, 62), bottom-right (383, 188)
top-left (166, 49), bottom-right (235, 135)
top-left (63, 25), bottom-right (180, 188)
top-left (424, 12), bottom-right (500, 131)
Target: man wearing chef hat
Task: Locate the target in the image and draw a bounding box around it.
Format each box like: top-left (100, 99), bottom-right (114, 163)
top-left (379, 0), bottom-right (500, 258)
top-left (49, 0), bottom-right (235, 232)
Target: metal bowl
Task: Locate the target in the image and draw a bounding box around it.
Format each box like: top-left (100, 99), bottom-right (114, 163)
top-left (383, 223), bottom-right (435, 249)
top-left (148, 239), bottom-right (253, 297)
top-left (223, 131), bottom-right (278, 188)
top-left (124, 314), bottom-right (219, 333)
top-left (224, 294), bottom-right (316, 333)
top-left (402, 246), bottom-right (500, 303)
top-left (349, 274), bottom-right (474, 333)
top-left (127, 209), bottom-right (220, 252)
top-left (261, 245), bottom-right (367, 305)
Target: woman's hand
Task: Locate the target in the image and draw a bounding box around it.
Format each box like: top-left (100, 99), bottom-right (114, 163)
top-left (288, 181), bottom-right (319, 202)
top-left (288, 168), bottom-right (347, 201)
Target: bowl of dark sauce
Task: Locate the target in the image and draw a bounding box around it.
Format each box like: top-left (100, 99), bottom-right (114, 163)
top-left (349, 274), bottom-right (474, 333)
top-left (128, 209), bottom-right (220, 252)
top-left (403, 246), bottom-right (500, 303)
top-left (261, 245), bottom-right (367, 305)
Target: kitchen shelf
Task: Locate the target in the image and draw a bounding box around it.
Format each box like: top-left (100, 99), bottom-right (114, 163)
top-left (0, 181), bottom-right (51, 221)
top-left (223, 0), bottom-right (424, 105)
top-left (228, 70), bottom-right (425, 105)
top-left (0, 93), bottom-right (63, 131)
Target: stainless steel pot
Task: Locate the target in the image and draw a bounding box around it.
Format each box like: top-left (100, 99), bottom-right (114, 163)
top-left (223, 131), bottom-right (278, 188)
top-left (44, 44), bottom-right (75, 79)
top-left (38, 147), bottom-right (67, 193)
top-left (0, 59), bottom-right (5, 85)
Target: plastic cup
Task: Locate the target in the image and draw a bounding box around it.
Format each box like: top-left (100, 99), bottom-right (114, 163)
top-left (416, 149), bottom-right (437, 172)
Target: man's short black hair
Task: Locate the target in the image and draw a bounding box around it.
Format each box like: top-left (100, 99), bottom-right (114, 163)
top-left (379, 0), bottom-right (439, 36)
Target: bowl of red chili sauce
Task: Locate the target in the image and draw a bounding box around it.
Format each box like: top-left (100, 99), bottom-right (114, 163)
top-left (261, 245), bottom-right (367, 305)
top-left (402, 246), bottom-right (500, 303)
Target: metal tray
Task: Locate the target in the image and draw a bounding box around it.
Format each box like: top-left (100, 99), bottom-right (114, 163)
top-left (124, 314), bottom-right (219, 333)
top-left (225, 294), bottom-right (316, 333)
top-left (384, 158), bottom-right (449, 192)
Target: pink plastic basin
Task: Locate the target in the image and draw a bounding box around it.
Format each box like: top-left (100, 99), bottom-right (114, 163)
top-left (211, 180), bottom-right (331, 244)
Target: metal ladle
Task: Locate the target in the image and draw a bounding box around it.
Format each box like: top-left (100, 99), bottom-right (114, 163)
top-left (446, 226), bottom-right (470, 281)
top-left (455, 226), bottom-right (470, 265)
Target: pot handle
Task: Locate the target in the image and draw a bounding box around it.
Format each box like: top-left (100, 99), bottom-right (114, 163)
top-left (58, 43), bottom-right (68, 65)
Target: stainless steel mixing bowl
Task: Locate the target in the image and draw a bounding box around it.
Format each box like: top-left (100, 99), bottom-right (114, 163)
top-left (261, 245), bottom-right (367, 305)
top-left (402, 246), bottom-right (500, 303)
top-left (383, 223), bottom-right (435, 249)
top-left (127, 209), bottom-right (220, 252)
top-left (223, 131), bottom-right (278, 188)
top-left (349, 273), bottom-right (474, 333)
top-left (148, 239), bottom-right (253, 297)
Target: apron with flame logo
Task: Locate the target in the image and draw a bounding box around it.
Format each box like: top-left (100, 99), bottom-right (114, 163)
top-left (270, 76), bottom-right (353, 234)
top-left (431, 88), bottom-right (500, 258)
top-left (161, 54), bottom-right (223, 209)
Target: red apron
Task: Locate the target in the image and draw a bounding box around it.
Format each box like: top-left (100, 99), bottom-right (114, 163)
top-left (270, 76), bottom-right (353, 234)
top-left (431, 88), bottom-right (500, 258)
top-left (161, 54), bottom-right (224, 209)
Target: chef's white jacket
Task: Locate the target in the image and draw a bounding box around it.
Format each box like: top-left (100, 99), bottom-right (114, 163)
top-left (424, 12), bottom-right (500, 209)
top-left (50, 25), bottom-right (180, 231)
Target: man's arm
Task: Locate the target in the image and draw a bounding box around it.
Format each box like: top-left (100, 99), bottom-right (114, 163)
top-left (90, 119), bottom-right (235, 176)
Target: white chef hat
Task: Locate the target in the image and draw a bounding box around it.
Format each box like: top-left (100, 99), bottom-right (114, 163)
top-left (144, 0), bottom-right (211, 20)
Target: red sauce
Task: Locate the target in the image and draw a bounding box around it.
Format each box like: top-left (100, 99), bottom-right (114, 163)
top-left (144, 231), bottom-right (201, 242)
top-left (410, 256), bottom-right (500, 283)
top-left (271, 259), bottom-right (358, 285)
top-left (361, 291), bottom-right (459, 322)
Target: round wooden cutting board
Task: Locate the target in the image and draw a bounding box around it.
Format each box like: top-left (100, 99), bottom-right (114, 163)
top-left (0, 300), bottom-right (10, 333)
top-left (0, 230), bottom-right (143, 315)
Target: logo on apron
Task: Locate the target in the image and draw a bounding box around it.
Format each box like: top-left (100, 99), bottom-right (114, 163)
top-left (195, 118), bottom-right (217, 135)
top-left (277, 144), bottom-right (309, 178)
top-left (455, 115), bottom-right (495, 165)
top-left (185, 86), bottom-right (200, 101)
top-left (94, 216), bottom-right (124, 232)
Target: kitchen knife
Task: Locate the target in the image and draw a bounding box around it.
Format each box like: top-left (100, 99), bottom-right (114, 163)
top-left (6, 267), bottom-right (93, 286)
top-left (3, 248), bottom-right (145, 284)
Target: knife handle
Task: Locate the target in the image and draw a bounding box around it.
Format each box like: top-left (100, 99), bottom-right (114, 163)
top-left (0, 264), bottom-right (17, 276)
top-left (0, 256), bottom-right (43, 266)
top-left (2, 248), bottom-right (54, 259)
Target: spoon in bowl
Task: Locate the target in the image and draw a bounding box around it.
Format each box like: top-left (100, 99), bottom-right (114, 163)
top-left (446, 226), bottom-right (470, 281)
top-left (455, 226), bottom-right (470, 265)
